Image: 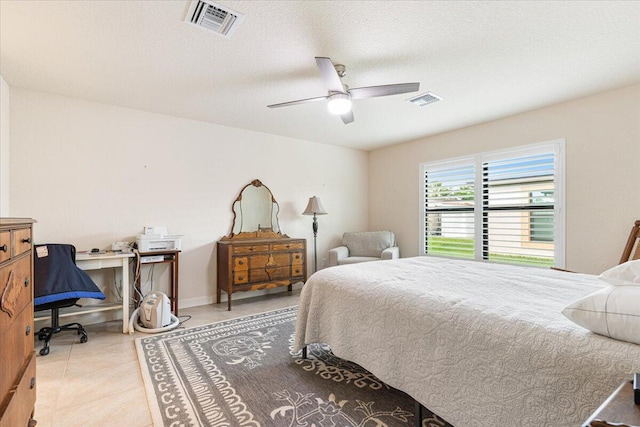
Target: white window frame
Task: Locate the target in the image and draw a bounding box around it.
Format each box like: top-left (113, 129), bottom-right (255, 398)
top-left (419, 139), bottom-right (565, 268)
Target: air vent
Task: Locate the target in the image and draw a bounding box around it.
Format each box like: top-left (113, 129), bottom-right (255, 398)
top-left (408, 92), bottom-right (443, 107)
top-left (185, 0), bottom-right (244, 38)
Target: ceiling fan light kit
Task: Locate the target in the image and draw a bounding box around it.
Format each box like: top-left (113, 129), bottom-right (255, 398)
top-left (327, 93), bottom-right (352, 115)
top-left (267, 57), bottom-right (420, 124)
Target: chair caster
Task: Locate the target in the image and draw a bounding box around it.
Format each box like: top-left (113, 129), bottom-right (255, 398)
top-left (39, 346), bottom-right (50, 356)
top-left (80, 334), bottom-right (88, 344)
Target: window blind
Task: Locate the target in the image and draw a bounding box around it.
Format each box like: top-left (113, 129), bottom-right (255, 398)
top-left (421, 141), bottom-right (564, 268)
top-left (424, 161), bottom-right (475, 259)
top-left (482, 152), bottom-right (555, 266)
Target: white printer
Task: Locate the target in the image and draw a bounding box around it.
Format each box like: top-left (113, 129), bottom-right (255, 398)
top-left (136, 226), bottom-right (182, 252)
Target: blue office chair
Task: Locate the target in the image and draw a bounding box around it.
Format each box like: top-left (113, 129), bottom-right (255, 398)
top-left (34, 244), bottom-right (105, 356)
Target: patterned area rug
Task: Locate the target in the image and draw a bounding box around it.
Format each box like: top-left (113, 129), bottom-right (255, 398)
top-left (135, 306), bottom-right (452, 426)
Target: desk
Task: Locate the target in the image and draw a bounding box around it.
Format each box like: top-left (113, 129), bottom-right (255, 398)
top-left (75, 252), bottom-right (134, 333)
top-left (135, 250), bottom-right (180, 315)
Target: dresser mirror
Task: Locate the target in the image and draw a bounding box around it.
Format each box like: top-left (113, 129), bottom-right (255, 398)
top-left (225, 179), bottom-right (284, 239)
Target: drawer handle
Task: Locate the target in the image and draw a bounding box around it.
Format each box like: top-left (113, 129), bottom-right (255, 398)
top-left (26, 325), bottom-right (31, 336)
top-left (295, 255), bottom-right (300, 259)
top-left (24, 277), bottom-right (30, 287)
top-left (30, 377), bottom-right (36, 389)
top-left (22, 238), bottom-right (32, 244)
top-left (238, 276), bottom-right (244, 281)
top-left (295, 269), bottom-right (300, 274)
top-left (0, 244), bottom-right (6, 252)
top-left (238, 260), bottom-right (244, 265)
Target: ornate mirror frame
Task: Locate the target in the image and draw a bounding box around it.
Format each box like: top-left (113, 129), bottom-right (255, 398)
top-left (222, 179), bottom-right (288, 240)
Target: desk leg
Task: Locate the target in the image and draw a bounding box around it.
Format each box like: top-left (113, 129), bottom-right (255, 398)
top-left (121, 258), bottom-right (130, 334)
top-left (172, 253), bottom-right (179, 316)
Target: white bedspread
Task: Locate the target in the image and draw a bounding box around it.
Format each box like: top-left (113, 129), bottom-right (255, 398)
top-left (294, 256), bottom-right (640, 426)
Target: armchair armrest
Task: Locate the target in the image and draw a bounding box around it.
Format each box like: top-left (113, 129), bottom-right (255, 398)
top-left (329, 246), bottom-right (349, 266)
top-left (381, 246), bottom-right (400, 260)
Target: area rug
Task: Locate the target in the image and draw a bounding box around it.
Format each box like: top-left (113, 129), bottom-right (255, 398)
top-left (135, 306), bottom-right (452, 426)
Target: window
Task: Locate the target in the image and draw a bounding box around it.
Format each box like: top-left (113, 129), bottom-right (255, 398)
top-left (421, 141), bottom-right (564, 267)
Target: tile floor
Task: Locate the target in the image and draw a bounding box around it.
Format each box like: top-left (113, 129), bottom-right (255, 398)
top-left (33, 290), bottom-right (301, 427)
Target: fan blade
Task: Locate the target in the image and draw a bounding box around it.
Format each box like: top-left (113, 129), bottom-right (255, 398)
top-left (340, 110), bottom-right (354, 124)
top-left (267, 95), bottom-right (328, 108)
top-left (315, 57), bottom-right (344, 93)
top-left (349, 82), bottom-right (420, 100)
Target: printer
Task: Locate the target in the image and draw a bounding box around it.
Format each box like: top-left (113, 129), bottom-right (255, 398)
top-left (136, 226), bottom-right (182, 252)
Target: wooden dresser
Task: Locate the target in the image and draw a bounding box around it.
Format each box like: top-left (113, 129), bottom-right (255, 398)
top-left (0, 218), bottom-right (37, 427)
top-left (217, 237), bottom-right (306, 310)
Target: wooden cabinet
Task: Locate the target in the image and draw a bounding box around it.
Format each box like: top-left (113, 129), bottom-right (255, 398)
top-left (217, 238), bottom-right (306, 310)
top-left (0, 218), bottom-right (37, 427)
top-left (582, 380), bottom-right (640, 427)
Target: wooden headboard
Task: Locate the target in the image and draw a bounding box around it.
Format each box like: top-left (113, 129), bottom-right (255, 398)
top-left (620, 220), bottom-right (640, 264)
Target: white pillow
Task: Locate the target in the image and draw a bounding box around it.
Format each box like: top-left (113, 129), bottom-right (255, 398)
top-left (599, 259), bottom-right (640, 286)
top-left (562, 285), bottom-right (640, 345)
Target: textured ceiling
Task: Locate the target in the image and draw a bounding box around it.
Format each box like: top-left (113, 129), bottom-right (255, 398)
top-left (1, 1), bottom-right (639, 151)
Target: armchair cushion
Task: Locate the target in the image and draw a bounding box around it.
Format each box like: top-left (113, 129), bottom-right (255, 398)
top-left (342, 231), bottom-right (396, 257)
top-left (329, 231), bottom-right (399, 266)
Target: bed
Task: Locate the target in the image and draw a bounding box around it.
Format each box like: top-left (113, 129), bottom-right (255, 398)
top-left (294, 256), bottom-right (640, 426)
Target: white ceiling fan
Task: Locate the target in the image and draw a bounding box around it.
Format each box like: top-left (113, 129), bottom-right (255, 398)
top-left (267, 57), bottom-right (420, 124)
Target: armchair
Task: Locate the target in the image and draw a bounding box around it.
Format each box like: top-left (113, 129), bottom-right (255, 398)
top-left (328, 231), bottom-right (399, 266)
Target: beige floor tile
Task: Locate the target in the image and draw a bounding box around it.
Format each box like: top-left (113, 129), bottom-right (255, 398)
top-left (54, 384), bottom-right (152, 427)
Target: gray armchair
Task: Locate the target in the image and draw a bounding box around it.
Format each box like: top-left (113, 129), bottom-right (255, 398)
top-left (328, 231), bottom-right (399, 266)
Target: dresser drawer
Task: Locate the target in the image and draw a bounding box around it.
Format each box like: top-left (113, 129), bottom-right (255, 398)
top-left (291, 264), bottom-right (304, 277)
top-left (251, 266), bottom-right (290, 282)
top-left (12, 228), bottom-right (32, 258)
top-left (0, 232), bottom-right (9, 264)
top-left (272, 241), bottom-right (305, 251)
top-left (291, 251), bottom-right (304, 265)
top-left (0, 256), bottom-right (33, 331)
top-left (248, 253), bottom-right (291, 269)
top-left (0, 303), bottom-right (34, 408)
top-left (233, 244), bottom-right (270, 254)
top-left (233, 270), bottom-right (249, 285)
top-left (0, 352), bottom-right (36, 427)
top-left (234, 257), bottom-right (249, 271)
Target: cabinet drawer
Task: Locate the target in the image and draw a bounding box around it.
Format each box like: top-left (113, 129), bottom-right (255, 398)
top-left (0, 232), bottom-right (9, 264)
top-left (272, 242), bottom-right (304, 251)
top-left (0, 352), bottom-right (36, 427)
top-left (233, 244), bottom-right (269, 254)
top-left (0, 303), bottom-right (34, 408)
top-left (291, 252), bottom-right (304, 265)
top-left (249, 253), bottom-right (291, 269)
top-left (291, 264), bottom-right (304, 277)
top-left (0, 256), bottom-right (33, 331)
top-left (233, 270), bottom-right (249, 284)
top-left (251, 266), bottom-right (290, 282)
top-left (12, 228), bottom-right (32, 258)
top-left (234, 257), bottom-right (249, 271)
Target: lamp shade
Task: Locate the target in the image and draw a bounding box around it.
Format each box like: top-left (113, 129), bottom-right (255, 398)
top-left (302, 196), bottom-right (328, 216)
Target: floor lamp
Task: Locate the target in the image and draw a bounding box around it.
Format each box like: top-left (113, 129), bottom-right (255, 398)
top-left (302, 196), bottom-right (328, 273)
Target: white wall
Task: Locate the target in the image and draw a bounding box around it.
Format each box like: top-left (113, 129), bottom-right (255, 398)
top-left (9, 88), bottom-right (368, 309)
top-left (370, 83), bottom-right (640, 274)
top-left (0, 75), bottom-right (9, 216)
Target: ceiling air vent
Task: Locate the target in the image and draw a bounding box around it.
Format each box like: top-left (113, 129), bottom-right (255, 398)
top-left (185, 0), bottom-right (245, 38)
top-left (408, 92), bottom-right (443, 107)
